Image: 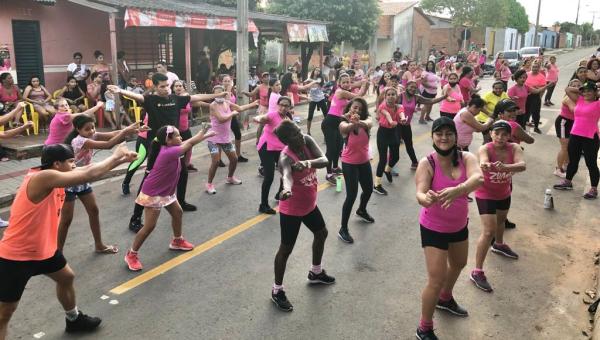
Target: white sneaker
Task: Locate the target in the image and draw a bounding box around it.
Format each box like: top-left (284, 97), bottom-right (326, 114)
top-left (205, 183), bottom-right (217, 195)
top-left (226, 176), bottom-right (242, 185)
top-left (0, 218), bottom-right (8, 228)
top-left (553, 168), bottom-right (566, 178)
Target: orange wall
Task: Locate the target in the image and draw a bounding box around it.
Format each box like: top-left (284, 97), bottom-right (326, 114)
top-left (0, 0), bottom-right (111, 90)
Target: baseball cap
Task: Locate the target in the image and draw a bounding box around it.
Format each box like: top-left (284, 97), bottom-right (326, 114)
top-left (580, 81), bottom-right (598, 92)
top-left (432, 117), bottom-right (456, 134)
top-left (492, 120), bottom-right (512, 133)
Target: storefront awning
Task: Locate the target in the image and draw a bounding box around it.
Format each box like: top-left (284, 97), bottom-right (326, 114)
top-left (124, 8), bottom-right (259, 33)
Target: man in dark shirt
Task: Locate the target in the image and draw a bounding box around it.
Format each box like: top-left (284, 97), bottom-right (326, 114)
top-left (108, 73), bottom-right (225, 232)
top-left (393, 48), bottom-right (402, 62)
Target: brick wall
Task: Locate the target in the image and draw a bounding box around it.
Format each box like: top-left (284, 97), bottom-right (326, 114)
top-left (430, 27), bottom-right (486, 55)
top-left (377, 16), bottom-right (393, 38)
top-left (411, 10), bottom-right (431, 62)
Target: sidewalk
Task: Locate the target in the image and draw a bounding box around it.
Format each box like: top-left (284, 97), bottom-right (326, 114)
top-left (0, 94), bottom-right (377, 208)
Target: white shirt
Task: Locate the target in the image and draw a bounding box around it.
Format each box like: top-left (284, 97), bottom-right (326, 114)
top-left (67, 63), bottom-right (88, 80)
top-left (165, 71), bottom-right (179, 94)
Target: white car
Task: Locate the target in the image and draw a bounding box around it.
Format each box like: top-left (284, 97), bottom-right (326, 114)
top-left (520, 47), bottom-right (543, 59)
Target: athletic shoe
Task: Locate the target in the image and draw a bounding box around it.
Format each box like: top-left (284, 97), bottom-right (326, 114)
top-left (553, 168), bottom-right (566, 178)
top-left (271, 290), bottom-right (293, 312)
top-left (416, 327), bottom-right (438, 340)
top-left (65, 311), bottom-right (102, 333)
top-left (426, 116), bottom-right (434, 122)
top-left (583, 188), bottom-right (598, 200)
top-left (258, 166), bottom-right (265, 178)
top-left (218, 160), bottom-right (226, 167)
top-left (181, 202), bottom-right (197, 212)
top-left (410, 163), bottom-right (418, 170)
top-left (533, 127), bottom-right (542, 134)
top-left (206, 183), bottom-right (217, 195)
top-left (470, 270), bottom-right (493, 292)
top-left (505, 219), bottom-right (516, 229)
top-left (226, 176), bottom-right (242, 185)
top-left (491, 243), bottom-right (519, 259)
top-left (308, 269), bottom-right (336, 284)
top-left (237, 155), bottom-right (249, 163)
top-left (356, 209), bottom-right (375, 223)
top-left (553, 180), bottom-right (573, 190)
top-left (124, 250), bottom-right (143, 271)
top-left (259, 204), bottom-right (276, 215)
top-left (333, 167), bottom-right (343, 175)
top-left (543, 101), bottom-right (551, 106)
top-left (373, 185), bottom-right (388, 195)
top-left (549, 101), bottom-right (555, 106)
top-left (128, 218), bottom-right (143, 233)
top-left (338, 228), bottom-right (354, 243)
top-left (384, 171), bottom-right (393, 183)
top-left (326, 174), bottom-right (337, 185)
top-left (0, 218), bottom-right (8, 228)
top-left (418, 119), bottom-right (427, 125)
top-left (121, 182), bottom-right (130, 196)
top-left (170, 237), bottom-right (194, 251)
top-left (187, 164), bottom-right (198, 172)
top-left (436, 297), bottom-right (469, 317)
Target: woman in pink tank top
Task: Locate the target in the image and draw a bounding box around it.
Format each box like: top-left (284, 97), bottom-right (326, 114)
top-left (242, 72), bottom-right (270, 114)
top-left (270, 120), bottom-right (334, 311)
top-left (553, 79), bottom-right (581, 178)
top-left (472, 120), bottom-right (526, 293)
top-left (414, 117), bottom-right (483, 339)
top-left (439, 73), bottom-right (464, 118)
top-left (338, 98), bottom-right (374, 243)
top-left (494, 99), bottom-right (535, 146)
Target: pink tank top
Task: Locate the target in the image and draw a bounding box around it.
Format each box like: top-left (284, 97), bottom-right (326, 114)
top-left (278, 145), bottom-right (318, 216)
top-left (257, 111), bottom-right (286, 151)
top-left (439, 87), bottom-right (463, 114)
top-left (208, 102), bottom-right (233, 144)
top-left (419, 153), bottom-right (468, 233)
top-left (179, 103), bottom-right (192, 131)
top-left (454, 109), bottom-right (475, 148)
top-left (560, 103), bottom-right (575, 120)
top-left (0, 85), bottom-right (18, 102)
top-left (400, 93), bottom-right (417, 124)
top-left (289, 83), bottom-right (300, 105)
top-left (571, 97), bottom-right (600, 139)
top-left (328, 91), bottom-right (349, 117)
top-left (45, 112), bottom-right (72, 145)
top-left (341, 127), bottom-right (370, 164)
top-left (475, 142), bottom-right (515, 200)
top-left (258, 86), bottom-right (269, 106)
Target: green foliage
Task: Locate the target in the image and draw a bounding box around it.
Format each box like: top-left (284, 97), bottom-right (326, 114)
top-left (505, 0), bottom-right (529, 33)
top-left (193, 0), bottom-right (259, 10)
top-left (559, 22), bottom-right (581, 34)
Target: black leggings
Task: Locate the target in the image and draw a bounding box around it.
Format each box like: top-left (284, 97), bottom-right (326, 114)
top-left (525, 94), bottom-right (542, 128)
top-left (397, 124), bottom-right (418, 164)
top-left (308, 99), bottom-right (328, 121)
top-left (231, 116), bottom-right (242, 141)
top-left (258, 143), bottom-right (281, 206)
top-left (516, 114), bottom-right (528, 129)
top-left (123, 136), bottom-right (149, 186)
top-left (566, 134), bottom-right (600, 187)
top-left (544, 82), bottom-right (556, 103)
top-left (376, 127), bottom-right (400, 177)
top-left (321, 114), bottom-right (344, 173)
top-left (341, 162), bottom-right (373, 229)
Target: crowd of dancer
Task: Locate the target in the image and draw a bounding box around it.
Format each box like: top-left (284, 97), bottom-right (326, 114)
top-left (0, 46), bottom-right (600, 340)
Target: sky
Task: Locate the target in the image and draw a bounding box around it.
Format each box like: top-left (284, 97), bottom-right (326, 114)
top-left (517, 0), bottom-right (600, 29)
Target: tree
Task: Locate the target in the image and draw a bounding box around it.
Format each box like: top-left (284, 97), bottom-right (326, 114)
top-left (193, 0), bottom-right (259, 10)
top-left (559, 22), bottom-right (581, 34)
top-left (505, 0), bottom-right (529, 33)
top-left (267, 0), bottom-right (380, 78)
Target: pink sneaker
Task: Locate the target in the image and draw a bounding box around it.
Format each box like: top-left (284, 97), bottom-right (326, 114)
top-left (226, 176), bottom-right (242, 185)
top-left (170, 237), bottom-right (194, 251)
top-left (205, 183), bottom-right (216, 195)
top-left (124, 250), bottom-right (143, 271)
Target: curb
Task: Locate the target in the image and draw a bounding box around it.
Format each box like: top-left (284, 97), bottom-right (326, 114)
top-left (0, 98), bottom-right (377, 209)
top-left (593, 251), bottom-right (600, 340)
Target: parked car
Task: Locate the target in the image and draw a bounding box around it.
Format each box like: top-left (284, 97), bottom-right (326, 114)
top-left (520, 46), bottom-right (544, 59)
top-left (495, 50), bottom-right (521, 73)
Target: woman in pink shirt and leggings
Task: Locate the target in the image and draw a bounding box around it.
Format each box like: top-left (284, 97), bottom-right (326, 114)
top-left (270, 120), bottom-right (334, 312)
top-left (414, 117), bottom-right (483, 340)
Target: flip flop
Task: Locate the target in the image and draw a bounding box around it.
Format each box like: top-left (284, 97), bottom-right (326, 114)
top-left (96, 245), bottom-right (119, 254)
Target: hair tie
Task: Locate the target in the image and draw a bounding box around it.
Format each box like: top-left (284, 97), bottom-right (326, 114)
top-left (165, 125), bottom-right (174, 143)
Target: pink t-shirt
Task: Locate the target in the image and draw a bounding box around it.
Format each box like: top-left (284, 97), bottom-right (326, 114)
top-left (500, 65), bottom-right (512, 82)
top-left (258, 85), bottom-right (269, 107)
top-left (546, 64), bottom-right (559, 82)
top-left (475, 143), bottom-right (515, 200)
top-left (267, 92), bottom-right (281, 113)
top-left (421, 71), bottom-right (439, 95)
top-left (525, 72), bottom-right (546, 89)
top-left (560, 103), bottom-right (575, 120)
top-left (45, 112), bottom-right (72, 145)
top-left (377, 102), bottom-right (402, 128)
top-left (454, 108), bottom-right (475, 148)
top-left (570, 97), bottom-right (600, 139)
top-left (179, 103), bottom-right (192, 131)
top-left (208, 102), bottom-right (233, 144)
top-left (419, 153), bottom-right (468, 233)
top-left (257, 111), bottom-right (286, 151)
top-left (341, 127), bottom-right (370, 165)
top-left (439, 86), bottom-right (463, 114)
top-left (71, 134), bottom-right (96, 167)
top-left (278, 145), bottom-right (318, 217)
top-left (141, 145), bottom-right (182, 197)
top-left (459, 77), bottom-right (474, 103)
top-left (399, 93), bottom-right (417, 124)
top-left (507, 84), bottom-right (529, 113)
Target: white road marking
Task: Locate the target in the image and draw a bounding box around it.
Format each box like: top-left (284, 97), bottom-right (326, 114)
top-left (109, 299), bottom-right (119, 305)
top-left (33, 332), bottom-right (45, 338)
top-left (100, 295), bottom-right (109, 300)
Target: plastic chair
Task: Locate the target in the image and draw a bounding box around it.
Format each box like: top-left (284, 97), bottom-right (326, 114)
top-left (23, 103), bottom-right (39, 135)
top-left (123, 95), bottom-right (142, 122)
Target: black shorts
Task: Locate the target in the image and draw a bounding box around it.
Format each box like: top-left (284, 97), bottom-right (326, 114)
top-left (475, 196), bottom-right (511, 215)
top-left (0, 250), bottom-right (67, 302)
top-left (420, 225), bottom-right (469, 250)
top-left (280, 207), bottom-right (326, 247)
top-left (554, 116), bottom-right (574, 139)
top-left (65, 184), bottom-right (93, 201)
top-left (420, 90), bottom-right (436, 99)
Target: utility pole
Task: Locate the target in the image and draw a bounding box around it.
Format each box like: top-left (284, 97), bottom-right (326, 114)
top-left (575, 0), bottom-right (581, 25)
top-left (236, 0), bottom-right (249, 105)
top-left (534, 0), bottom-right (542, 46)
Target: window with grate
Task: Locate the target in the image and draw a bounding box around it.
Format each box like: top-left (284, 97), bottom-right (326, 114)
top-left (158, 31), bottom-right (174, 67)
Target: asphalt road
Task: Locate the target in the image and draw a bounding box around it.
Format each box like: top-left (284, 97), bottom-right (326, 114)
top-left (2, 48), bottom-right (599, 340)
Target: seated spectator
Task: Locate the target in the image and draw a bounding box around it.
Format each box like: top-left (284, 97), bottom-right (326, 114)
top-left (144, 71), bottom-right (154, 91)
top-left (56, 76), bottom-right (86, 112)
top-left (126, 76), bottom-right (145, 95)
top-left (0, 72), bottom-right (22, 123)
top-left (67, 52), bottom-right (89, 93)
top-left (23, 75), bottom-right (55, 129)
top-left (87, 72), bottom-right (115, 129)
top-left (91, 50), bottom-right (111, 84)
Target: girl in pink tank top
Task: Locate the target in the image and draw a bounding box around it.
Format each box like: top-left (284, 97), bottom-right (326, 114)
top-left (472, 120), bottom-right (526, 293)
top-left (271, 120), bottom-right (334, 310)
top-left (415, 117), bottom-right (483, 338)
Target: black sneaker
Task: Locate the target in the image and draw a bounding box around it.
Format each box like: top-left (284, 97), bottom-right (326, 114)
top-left (553, 180), bottom-right (573, 190)
top-left (416, 327), bottom-right (438, 340)
top-left (384, 171), bottom-right (393, 183)
top-left (308, 269), bottom-right (336, 284)
top-left (533, 127), bottom-right (542, 134)
top-left (129, 218), bottom-right (143, 233)
top-left (121, 182), bottom-right (130, 196)
top-left (326, 174), bottom-right (337, 185)
top-left (333, 167), bottom-right (343, 175)
top-left (491, 243), bottom-right (519, 259)
top-left (218, 160), bottom-right (226, 167)
top-left (436, 297), bottom-right (469, 317)
top-left (373, 185), bottom-right (388, 195)
top-left (338, 227), bottom-right (354, 243)
top-left (505, 219), bottom-right (516, 229)
top-left (181, 202), bottom-right (197, 212)
top-left (186, 164), bottom-right (199, 172)
top-left (65, 311), bottom-right (102, 333)
top-left (259, 204), bottom-right (276, 215)
top-left (356, 209), bottom-right (375, 223)
top-left (271, 290), bottom-right (293, 312)
top-left (470, 270), bottom-right (493, 292)
top-left (238, 155), bottom-right (249, 163)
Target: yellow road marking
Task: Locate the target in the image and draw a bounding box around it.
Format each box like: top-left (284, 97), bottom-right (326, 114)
top-left (110, 129), bottom-right (432, 295)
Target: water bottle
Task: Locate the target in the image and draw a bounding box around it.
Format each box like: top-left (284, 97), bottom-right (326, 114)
top-left (336, 176), bottom-right (343, 192)
top-left (544, 188), bottom-right (554, 209)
